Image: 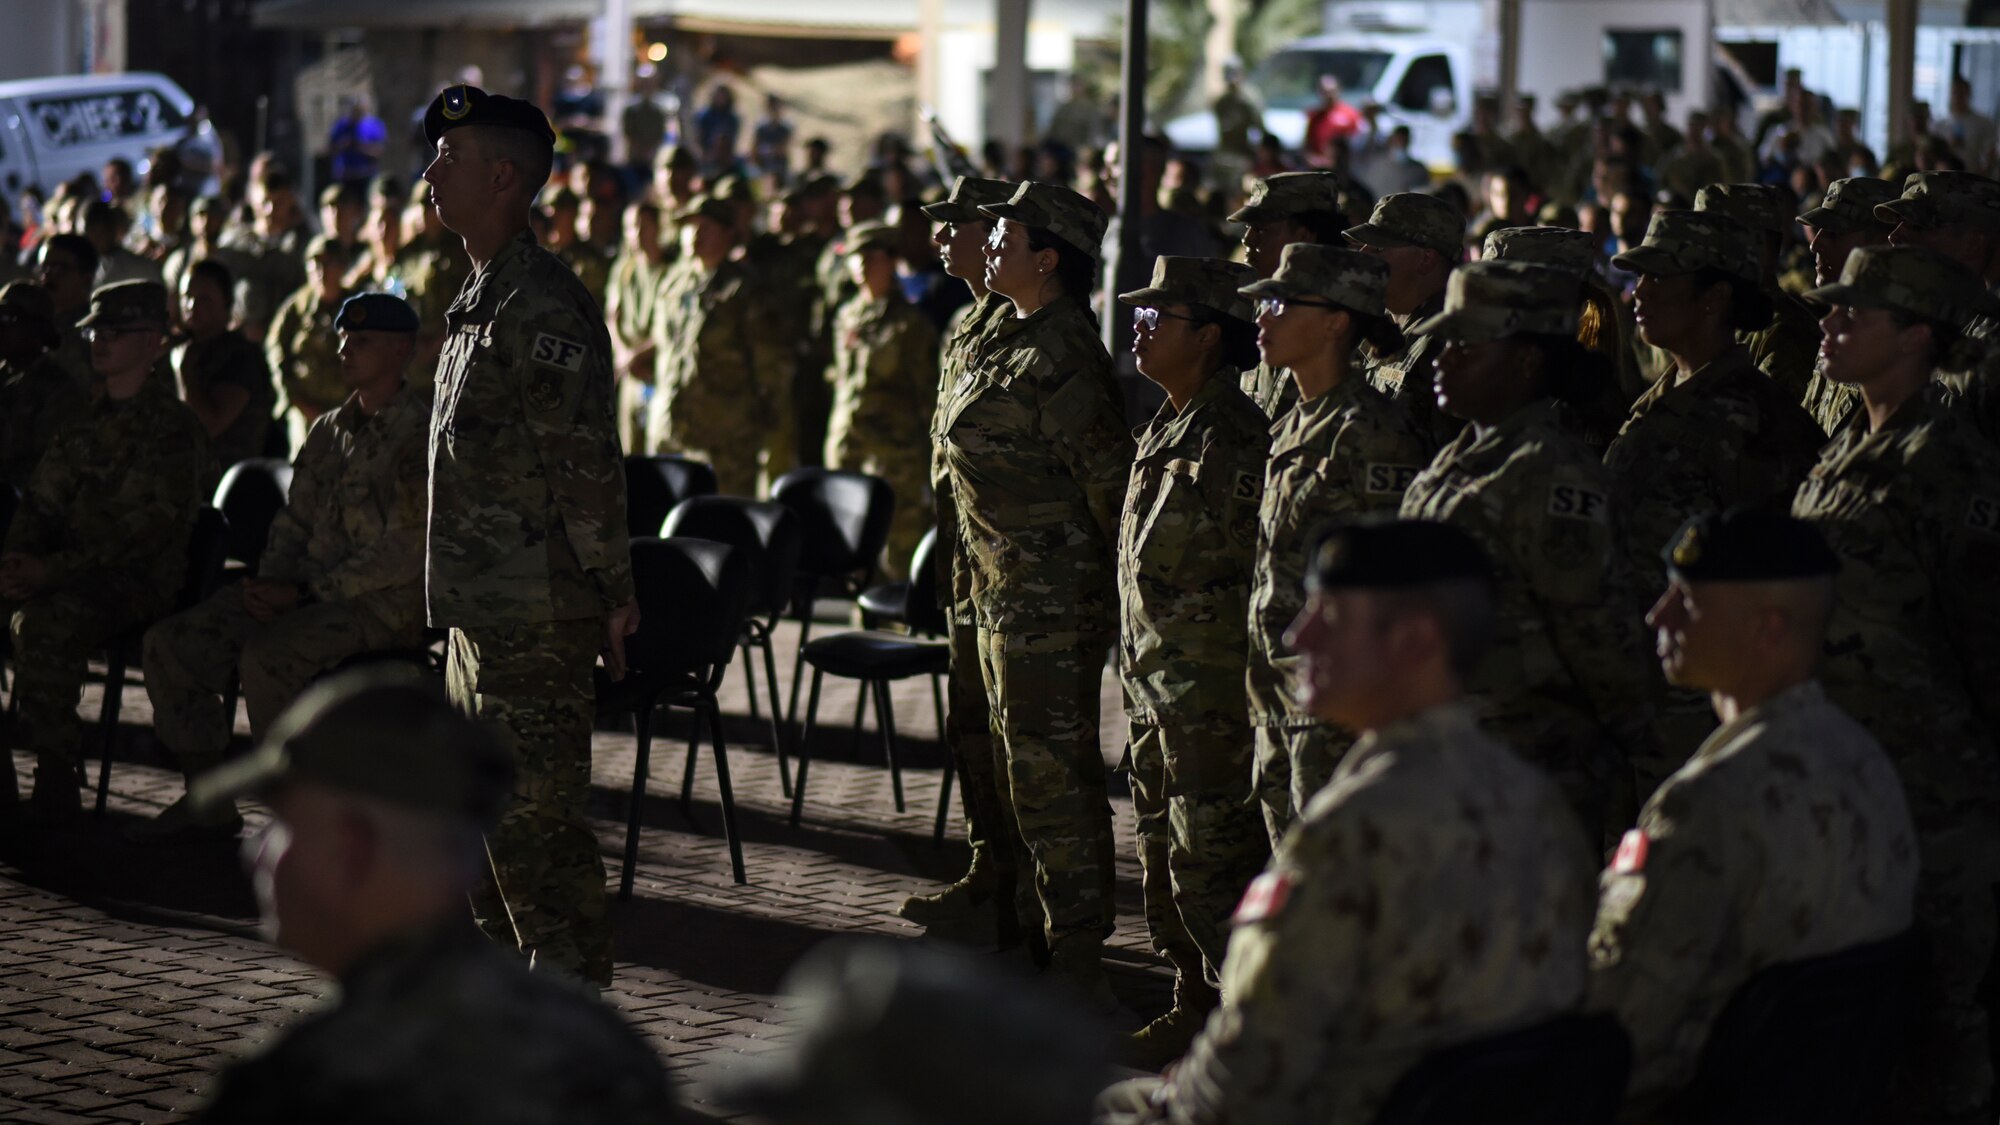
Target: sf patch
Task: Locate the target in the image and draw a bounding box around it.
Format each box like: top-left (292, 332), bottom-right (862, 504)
top-left (531, 332), bottom-right (588, 373)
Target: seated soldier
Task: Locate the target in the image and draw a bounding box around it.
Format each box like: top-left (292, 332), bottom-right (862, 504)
top-left (0, 280), bottom-right (89, 490)
top-left (1097, 521), bottom-right (1595, 1125)
top-left (2, 281), bottom-right (216, 818)
top-left (137, 293), bottom-right (430, 841)
top-left (1590, 509), bottom-right (1919, 1114)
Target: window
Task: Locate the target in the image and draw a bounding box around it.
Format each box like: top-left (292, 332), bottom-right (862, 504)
top-left (1394, 55), bottom-right (1455, 113)
top-left (1604, 30), bottom-right (1685, 93)
top-left (1252, 49), bottom-right (1394, 111)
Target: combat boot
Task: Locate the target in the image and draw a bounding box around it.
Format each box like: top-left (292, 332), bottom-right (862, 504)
top-left (1126, 976), bottom-right (1220, 1070)
top-left (1046, 932), bottom-right (1129, 1020)
top-left (126, 793), bottom-right (244, 843)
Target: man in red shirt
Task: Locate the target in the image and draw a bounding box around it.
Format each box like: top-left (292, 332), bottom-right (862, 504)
top-left (1305, 77), bottom-right (1363, 168)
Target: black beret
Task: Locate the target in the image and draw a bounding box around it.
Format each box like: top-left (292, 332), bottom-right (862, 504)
top-left (422, 84), bottom-right (557, 150)
top-left (335, 292), bottom-right (421, 334)
top-left (1664, 508), bottom-right (1840, 582)
top-left (1306, 519), bottom-right (1494, 592)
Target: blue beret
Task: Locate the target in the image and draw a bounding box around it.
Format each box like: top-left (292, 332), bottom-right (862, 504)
top-left (423, 84), bottom-right (557, 150)
top-left (1664, 508), bottom-right (1840, 582)
top-left (1307, 519), bottom-right (1494, 592)
top-left (335, 293), bottom-right (420, 334)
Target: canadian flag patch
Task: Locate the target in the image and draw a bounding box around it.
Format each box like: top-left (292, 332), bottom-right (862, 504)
top-left (1233, 871), bottom-right (1293, 924)
top-left (1612, 828), bottom-right (1650, 875)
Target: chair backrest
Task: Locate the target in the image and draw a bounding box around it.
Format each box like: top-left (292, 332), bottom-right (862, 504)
top-left (771, 467), bottom-right (896, 586)
top-left (1371, 1010), bottom-right (1631, 1125)
top-left (624, 455), bottom-right (719, 539)
top-left (0, 484), bottom-right (17, 542)
top-left (1672, 929), bottom-right (1919, 1125)
top-left (662, 495), bottom-right (804, 621)
top-left (212, 458), bottom-right (293, 571)
top-left (181, 506), bottom-right (232, 610)
top-left (904, 527), bottom-right (946, 637)
top-left (625, 536), bottom-right (755, 683)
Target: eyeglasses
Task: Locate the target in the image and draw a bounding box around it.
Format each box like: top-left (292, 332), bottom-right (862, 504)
top-left (81, 325), bottom-right (156, 344)
top-left (1255, 297), bottom-right (1341, 318)
top-left (1132, 307), bottom-right (1206, 332)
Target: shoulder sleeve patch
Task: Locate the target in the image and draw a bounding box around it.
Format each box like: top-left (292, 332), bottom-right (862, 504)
top-left (531, 332), bottom-right (589, 373)
top-left (1232, 870), bottom-right (1293, 925)
top-left (1364, 462), bottom-right (1421, 496)
top-left (1233, 468), bottom-right (1260, 502)
top-left (1611, 828), bottom-right (1650, 874)
top-left (1968, 493), bottom-right (2000, 537)
top-left (1546, 480), bottom-right (1611, 523)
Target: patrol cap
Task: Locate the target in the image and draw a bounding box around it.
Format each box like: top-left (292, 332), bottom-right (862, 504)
top-left (188, 668), bottom-right (515, 828)
top-left (655, 143), bottom-right (696, 172)
top-left (538, 184), bottom-right (581, 211)
top-left (303, 234), bottom-right (349, 261)
top-left (1664, 508), bottom-right (1840, 583)
top-left (1238, 243), bottom-right (1388, 314)
top-left (978, 181), bottom-right (1109, 261)
top-left (369, 172), bottom-right (408, 203)
top-left (1873, 171), bottom-right (2000, 233)
top-left (1611, 209), bottom-right (1760, 282)
top-left (318, 182), bottom-right (358, 209)
top-left (1410, 260), bottom-right (1581, 341)
top-left (1694, 183), bottom-right (1793, 236)
top-left (422, 83), bottom-right (557, 150)
top-left (76, 280), bottom-right (169, 330)
top-left (921, 176), bottom-right (1015, 223)
top-left (1342, 192), bottom-right (1463, 259)
top-left (1804, 244), bottom-right (1997, 330)
top-left (1481, 226), bottom-right (1600, 276)
top-left (335, 292), bottom-right (421, 334)
top-left (838, 220), bottom-right (900, 256)
top-left (1796, 176), bottom-right (1899, 234)
top-left (711, 938), bottom-right (1113, 1125)
top-left (672, 194), bottom-right (735, 227)
top-left (1228, 171), bottom-right (1347, 224)
top-left (1118, 255), bottom-right (1257, 324)
top-left (0, 280), bottom-right (61, 347)
top-left (843, 172), bottom-right (887, 200)
top-left (710, 173), bottom-right (756, 205)
top-left (1305, 519), bottom-right (1494, 593)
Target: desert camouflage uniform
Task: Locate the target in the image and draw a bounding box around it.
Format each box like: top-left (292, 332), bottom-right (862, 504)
top-left (1345, 192), bottom-right (1467, 450)
top-left (385, 230), bottom-right (469, 390)
top-left (1694, 184), bottom-right (1826, 402)
top-left (429, 228), bottom-right (633, 985)
top-left (1480, 225), bottom-right (1641, 449)
top-left (825, 288), bottom-right (940, 578)
top-left (557, 241), bottom-right (615, 308)
top-left (1237, 361), bottom-right (1298, 419)
top-left (746, 228), bottom-right (830, 469)
top-left (265, 286), bottom-right (349, 453)
top-left (645, 254), bottom-right (791, 497)
top-left (1871, 171), bottom-right (2000, 447)
top-left (0, 352), bottom-right (89, 490)
top-left (174, 328), bottom-right (277, 471)
top-left (1227, 173), bottom-right (1352, 421)
top-left (604, 244), bottom-right (667, 454)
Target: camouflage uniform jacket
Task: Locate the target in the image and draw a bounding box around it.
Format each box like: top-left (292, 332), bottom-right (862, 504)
top-left (1589, 680), bottom-right (1919, 1098)
top-left (190, 920), bottom-right (682, 1125)
top-left (825, 293), bottom-right (941, 463)
top-left (0, 352), bottom-right (89, 489)
top-left (1159, 702), bottom-right (1593, 1125)
top-left (937, 294), bottom-right (1133, 634)
top-left (1249, 374), bottom-right (1429, 728)
top-left (1366, 288), bottom-right (1464, 449)
top-left (1604, 347), bottom-right (1825, 595)
top-left (648, 256), bottom-right (788, 448)
top-left (1117, 374), bottom-right (1269, 726)
top-left (261, 388), bottom-right (430, 622)
top-left (604, 248), bottom-right (666, 356)
top-left (1791, 393), bottom-right (2000, 831)
top-left (1799, 354), bottom-right (1861, 437)
top-left (265, 286), bottom-right (349, 420)
top-left (1741, 287), bottom-right (1825, 404)
top-left (932, 292), bottom-right (1011, 624)
top-left (1938, 309), bottom-right (2000, 446)
top-left (175, 329), bottom-right (277, 470)
top-left (3, 373), bottom-right (214, 607)
top-left (1402, 399), bottom-right (1661, 784)
top-left (427, 228), bottom-right (632, 627)
top-left (747, 231), bottom-right (824, 373)
top-left (1239, 360), bottom-right (1299, 420)
top-left (557, 240), bottom-right (615, 307)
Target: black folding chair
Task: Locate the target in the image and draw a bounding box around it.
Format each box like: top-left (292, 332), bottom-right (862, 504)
top-left (211, 458), bottom-right (293, 575)
top-left (1372, 1010), bottom-right (1631, 1125)
top-left (624, 454), bottom-right (717, 539)
top-left (770, 467), bottom-right (895, 731)
top-left (597, 536), bottom-right (755, 893)
top-left (786, 529), bottom-right (953, 842)
top-left (662, 496), bottom-right (804, 794)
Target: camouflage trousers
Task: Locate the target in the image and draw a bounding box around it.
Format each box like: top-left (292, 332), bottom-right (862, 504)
top-left (1897, 823), bottom-right (2000, 1122)
top-left (615, 375), bottom-right (650, 457)
top-left (6, 587), bottom-right (160, 779)
top-left (645, 393), bottom-right (774, 499)
top-left (447, 619), bottom-right (611, 986)
top-left (142, 584), bottom-right (420, 777)
top-left (1251, 721), bottom-right (1351, 847)
top-left (946, 618), bottom-right (1016, 913)
top-left (826, 441), bottom-right (929, 581)
top-left (976, 626), bottom-right (1117, 948)
top-left (1128, 717), bottom-right (1269, 991)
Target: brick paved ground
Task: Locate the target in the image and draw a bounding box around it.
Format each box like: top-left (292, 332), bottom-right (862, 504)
top-left (0, 618), bottom-right (1171, 1123)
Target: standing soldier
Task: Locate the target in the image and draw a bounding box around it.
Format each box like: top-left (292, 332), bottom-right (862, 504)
top-left (1480, 225), bottom-right (1640, 449)
top-left (1229, 171), bottom-right (1351, 419)
top-left (1693, 184), bottom-right (1825, 401)
top-left (1, 282), bottom-right (214, 817)
top-left (1875, 170), bottom-right (2000, 446)
top-left (804, 175), bottom-right (888, 464)
top-left (540, 185), bottom-right (614, 308)
top-left (265, 236), bottom-right (353, 452)
top-left (0, 281), bottom-right (88, 489)
top-left (137, 293), bottom-right (432, 842)
top-left (605, 200), bottom-right (668, 454)
top-left (420, 85), bottom-right (636, 985)
top-left (1794, 176), bottom-right (1899, 434)
top-left (824, 221), bottom-right (940, 578)
top-left (747, 178), bottom-right (836, 470)
top-left (1238, 245), bottom-right (1429, 841)
top-left (341, 174), bottom-right (408, 292)
top-left (1345, 192), bottom-right (1467, 448)
top-left (386, 182), bottom-right (468, 389)
top-left (1114, 256), bottom-right (1271, 1062)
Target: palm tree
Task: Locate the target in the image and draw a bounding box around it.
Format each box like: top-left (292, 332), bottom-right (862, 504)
top-left (1142, 0), bottom-right (1323, 119)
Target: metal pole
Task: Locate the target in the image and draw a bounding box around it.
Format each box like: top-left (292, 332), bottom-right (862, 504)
top-left (1496, 0), bottom-right (1521, 119)
top-left (601, 0), bottom-right (634, 165)
top-left (993, 0), bottom-right (1032, 148)
top-left (1887, 0), bottom-right (1918, 148)
top-left (1105, 0), bottom-right (1147, 357)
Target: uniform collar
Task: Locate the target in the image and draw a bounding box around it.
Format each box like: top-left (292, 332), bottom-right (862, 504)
top-left (1696, 679), bottom-right (1826, 762)
top-left (1348, 699), bottom-right (1484, 768)
top-left (1142, 368), bottom-right (1239, 444)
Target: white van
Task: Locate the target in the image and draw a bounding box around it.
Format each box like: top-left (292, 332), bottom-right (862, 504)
top-left (0, 72), bottom-right (213, 199)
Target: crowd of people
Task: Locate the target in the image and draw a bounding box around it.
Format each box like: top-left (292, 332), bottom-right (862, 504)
top-left (1, 60), bottom-right (1999, 1125)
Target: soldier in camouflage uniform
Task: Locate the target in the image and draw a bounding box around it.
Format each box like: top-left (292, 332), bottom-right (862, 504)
top-left (340, 174), bottom-right (408, 293)
top-left (0, 281), bottom-right (88, 489)
top-left (804, 175), bottom-right (888, 468)
top-left (645, 195), bottom-right (792, 497)
top-left (1345, 192), bottom-right (1467, 449)
top-left (1795, 177), bottom-right (1899, 434)
top-left (383, 182), bottom-right (470, 389)
top-left (1229, 171), bottom-right (1352, 419)
top-left (1400, 261), bottom-right (1662, 844)
top-left (184, 672), bottom-right (682, 1124)
top-left (264, 236), bottom-right (353, 453)
top-left (539, 185), bottom-right (615, 308)
top-left (421, 85), bottom-right (636, 985)
top-left (35, 234), bottom-right (100, 394)
top-left (1592, 508), bottom-right (1919, 1110)
top-left (1693, 184), bottom-right (1826, 401)
top-left (746, 178), bottom-right (836, 470)
top-left (1481, 225), bottom-right (1638, 451)
top-left (2, 282), bottom-right (215, 817)
top-left (1113, 255), bottom-right (1270, 1061)
top-left (824, 221), bottom-right (941, 578)
top-left (604, 201), bottom-right (668, 454)
top-left (939, 182), bottom-right (1132, 999)
top-left (1237, 245), bottom-right (1430, 842)
top-left (137, 294), bottom-right (432, 842)
top-left (900, 177), bottom-right (1020, 941)
top-left (175, 258), bottom-right (278, 469)
top-left (1098, 521), bottom-right (1593, 1125)
top-left (1794, 244), bottom-right (2000, 1123)
top-left (1874, 170), bottom-right (2000, 447)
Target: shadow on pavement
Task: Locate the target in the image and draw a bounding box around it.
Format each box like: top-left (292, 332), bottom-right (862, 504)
top-left (0, 808), bottom-right (261, 930)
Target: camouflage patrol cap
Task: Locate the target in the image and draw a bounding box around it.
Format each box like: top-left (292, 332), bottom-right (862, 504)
top-left (1873, 171), bottom-right (2000, 233)
top-left (335, 292), bottom-right (421, 334)
top-left (838, 220), bottom-right (900, 256)
top-left (1229, 171), bottom-right (1347, 223)
top-left (1804, 244), bottom-right (1997, 330)
top-left (369, 172), bottom-right (408, 203)
top-left (921, 176), bottom-right (1015, 223)
top-left (979, 181), bottom-right (1109, 261)
top-left (1306, 519), bottom-right (1494, 592)
top-left (1611, 210), bottom-right (1760, 281)
top-left (1481, 226), bottom-right (1601, 276)
top-left (539, 184), bottom-right (582, 211)
top-left (317, 182), bottom-right (356, 209)
top-left (1118, 255), bottom-right (1258, 324)
top-left (1238, 243), bottom-right (1388, 314)
top-left (672, 194), bottom-right (736, 227)
top-left (421, 84), bottom-right (557, 150)
top-left (303, 234), bottom-right (348, 261)
top-left (1664, 508), bottom-right (1839, 583)
top-left (77, 281), bottom-right (169, 330)
top-left (189, 668), bottom-right (514, 828)
top-left (1410, 260), bottom-right (1582, 341)
top-left (656, 142), bottom-right (696, 172)
top-left (0, 280), bottom-right (59, 333)
top-left (1796, 176), bottom-right (1899, 234)
top-left (1343, 192), bottom-right (1464, 258)
top-left (1694, 183), bottom-right (1794, 236)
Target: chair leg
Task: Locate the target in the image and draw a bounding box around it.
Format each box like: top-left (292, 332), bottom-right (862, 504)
top-left (788, 669), bottom-right (824, 829)
top-left (707, 700), bottom-right (746, 885)
top-left (678, 707), bottom-right (701, 819)
top-left (849, 680), bottom-right (869, 757)
top-left (739, 644), bottom-right (759, 720)
top-left (874, 680), bottom-right (905, 814)
top-left (761, 636), bottom-right (792, 798)
top-left (95, 645), bottom-right (128, 816)
top-left (620, 702), bottom-right (655, 901)
top-left (221, 672), bottom-right (241, 747)
top-left (785, 614), bottom-right (815, 730)
top-left (930, 672), bottom-right (952, 846)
